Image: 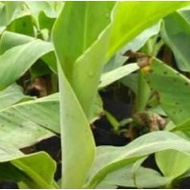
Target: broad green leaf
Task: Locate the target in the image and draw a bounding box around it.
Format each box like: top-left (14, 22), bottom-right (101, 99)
top-left (98, 164), bottom-right (170, 188)
top-left (0, 139), bottom-right (57, 188)
top-left (103, 21), bottom-right (161, 73)
top-left (12, 152), bottom-right (57, 189)
top-left (49, 2), bottom-right (64, 15)
top-left (0, 31), bottom-right (57, 73)
top-left (0, 140), bottom-right (23, 162)
top-left (0, 93), bottom-right (59, 148)
top-left (0, 90), bottom-right (102, 149)
top-left (25, 2), bottom-right (59, 37)
top-left (3, 2), bottom-right (34, 36)
top-left (156, 150), bottom-right (190, 181)
top-left (72, 31), bottom-right (111, 118)
top-left (7, 15), bottom-right (34, 36)
top-left (38, 11), bottom-right (56, 32)
top-left (25, 2), bottom-right (57, 18)
top-left (0, 31), bottom-right (34, 54)
top-left (141, 58), bottom-right (190, 124)
top-left (121, 21), bottom-right (161, 56)
top-left (0, 39), bottom-right (54, 91)
top-left (0, 83), bottom-right (33, 110)
top-left (53, 2), bottom-right (115, 79)
top-left (57, 65), bottom-right (95, 188)
top-left (96, 182), bottom-right (117, 189)
top-left (4, 2), bottom-right (24, 24)
top-left (161, 12), bottom-right (190, 72)
top-left (105, 19), bottom-right (160, 74)
top-left (99, 63), bottom-right (139, 89)
top-left (107, 2), bottom-right (189, 60)
top-left (0, 2), bottom-right (33, 35)
top-left (52, 3), bottom-right (114, 187)
top-left (53, 2), bottom-right (115, 118)
top-left (178, 163), bottom-right (190, 180)
top-left (85, 131), bottom-right (190, 188)
top-left (180, 6), bottom-right (190, 23)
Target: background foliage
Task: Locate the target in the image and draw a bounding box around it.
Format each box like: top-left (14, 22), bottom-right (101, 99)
top-left (1, 2), bottom-right (190, 189)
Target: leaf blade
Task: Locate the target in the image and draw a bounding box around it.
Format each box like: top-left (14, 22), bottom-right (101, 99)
top-left (57, 64), bottom-right (95, 188)
top-left (86, 131), bottom-right (190, 188)
top-left (0, 40), bottom-right (54, 90)
top-left (107, 2), bottom-right (189, 60)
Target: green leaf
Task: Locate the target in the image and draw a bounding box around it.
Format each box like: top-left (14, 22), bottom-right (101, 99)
top-left (0, 93), bottom-right (59, 148)
top-left (0, 3), bottom-right (7, 34)
top-left (0, 140), bottom-right (23, 162)
top-left (141, 58), bottom-right (190, 124)
top-left (25, 2), bottom-right (60, 37)
top-left (38, 11), bottom-right (55, 32)
top-left (25, 2), bottom-right (57, 18)
top-left (98, 164), bottom-right (170, 188)
top-left (3, 2), bottom-right (34, 36)
top-left (121, 73), bottom-right (138, 94)
top-left (0, 162), bottom-right (27, 182)
top-left (52, 3), bottom-right (115, 187)
top-left (103, 53), bottom-right (127, 73)
top-left (0, 83), bottom-right (33, 110)
top-left (180, 7), bottom-right (190, 23)
top-left (105, 111), bottom-right (120, 133)
top-left (103, 19), bottom-right (160, 74)
top-left (107, 2), bottom-right (190, 60)
top-left (57, 65), bottom-right (95, 188)
top-left (0, 39), bottom-right (54, 91)
top-left (53, 2), bottom-right (115, 118)
top-left (0, 89), bottom-right (103, 149)
top-left (138, 57), bottom-right (190, 185)
top-left (122, 21), bottom-right (161, 55)
top-left (4, 2), bottom-right (27, 22)
top-left (71, 31), bottom-right (111, 118)
top-left (162, 12), bottom-right (190, 72)
top-left (7, 15), bottom-right (34, 36)
top-left (53, 2), bottom-right (114, 78)
top-left (99, 63), bottom-right (139, 89)
top-left (85, 131), bottom-right (190, 188)
top-left (0, 139), bottom-right (57, 188)
top-left (0, 31), bottom-right (57, 73)
top-left (104, 20), bottom-right (160, 74)
top-left (12, 152), bottom-right (57, 188)
top-left (0, 31), bottom-right (34, 54)
top-left (52, 2), bottom-right (190, 189)
top-left (156, 150), bottom-right (190, 181)
top-left (173, 118), bottom-right (190, 132)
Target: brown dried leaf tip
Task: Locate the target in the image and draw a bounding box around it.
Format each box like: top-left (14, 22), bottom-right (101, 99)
top-left (123, 50), bottom-right (152, 72)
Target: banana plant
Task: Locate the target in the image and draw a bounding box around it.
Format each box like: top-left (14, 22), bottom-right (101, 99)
top-left (52, 1), bottom-right (190, 188)
top-left (0, 1), bottom-right (190, 189)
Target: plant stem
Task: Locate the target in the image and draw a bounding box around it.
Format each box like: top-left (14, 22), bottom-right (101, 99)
top-left (135, 70), bottom-right (151, 112)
